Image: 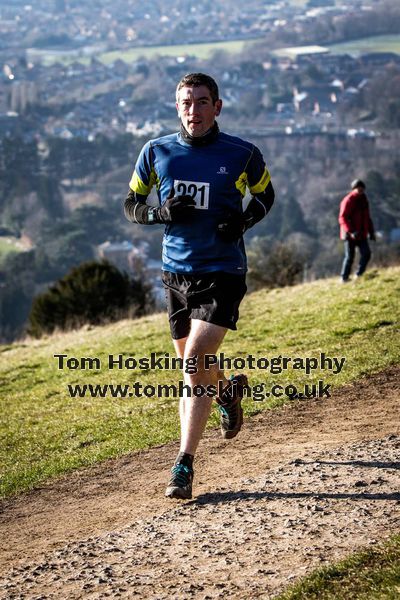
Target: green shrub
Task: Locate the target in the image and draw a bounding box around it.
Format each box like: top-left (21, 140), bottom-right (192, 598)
top-left (247, 237), bottom-right (304, 290)
top-left (28, 260), bottom-right (150, 337)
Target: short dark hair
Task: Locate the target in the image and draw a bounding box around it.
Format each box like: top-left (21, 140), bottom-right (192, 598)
top-left (351, 179), bottom-right (366, 190)
top-left (176, 73), bottom-right (219, 104)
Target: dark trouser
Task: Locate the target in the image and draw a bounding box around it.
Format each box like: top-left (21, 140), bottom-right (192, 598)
top-left (341, 239), bottom-right (371, 281)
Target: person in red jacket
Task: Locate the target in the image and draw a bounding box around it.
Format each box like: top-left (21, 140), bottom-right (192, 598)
top-left (338, 179), bottom-right (375, 282)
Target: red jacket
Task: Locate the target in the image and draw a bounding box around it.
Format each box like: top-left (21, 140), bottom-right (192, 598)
top-left (338, 190), bottom-right (375, 241)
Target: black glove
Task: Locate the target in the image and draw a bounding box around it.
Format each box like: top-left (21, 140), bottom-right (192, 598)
top-left (217, 214), bottom-right (246, 242)
top-left (370, 232), bottom-right (376, 241)
top-left (158, 188), bottom-right (196, 223)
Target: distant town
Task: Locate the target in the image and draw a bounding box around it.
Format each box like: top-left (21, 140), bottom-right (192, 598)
top-left (1, 0), bottom-right (399, 142)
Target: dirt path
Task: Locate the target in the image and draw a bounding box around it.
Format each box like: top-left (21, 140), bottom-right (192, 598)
top-left (1, 367), bottom-right (399, 599)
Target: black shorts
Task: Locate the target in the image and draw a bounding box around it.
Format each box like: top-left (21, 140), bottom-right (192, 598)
top-left (162, 271), bottom-right (247, 340)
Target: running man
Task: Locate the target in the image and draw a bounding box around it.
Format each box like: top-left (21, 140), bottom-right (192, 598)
top-left (124, 73), bottom-right (274, 499)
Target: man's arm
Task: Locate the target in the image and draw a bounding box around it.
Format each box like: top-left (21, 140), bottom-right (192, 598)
top-left (125, 140), bottom-right (195, 224)
top-left (124, 188), bottom-right (195, 225)
top-left (217, 182), bottom-right (274, 241)
top-left (243, 144), bottom-right (274, 231)
top-left (124, 189), bottom-right (159, 224)
top-left (338, 195), bottom-right (354, 237)
top-left (243, 181), bottom-right (275, 231)
top-left (125, 140), bottom-right (160, 224)
top-left (218, 145), bottom-right (274, 241)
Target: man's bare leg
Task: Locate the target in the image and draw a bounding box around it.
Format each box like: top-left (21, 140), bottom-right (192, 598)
top-left (172, 330), bottom-right (229, 441)
top-left (172, 337), bottom-right (189, 430)
top-left (166, 320), bottom-right (232, 498)
top-left (173, 320), bottom-right (229, 455)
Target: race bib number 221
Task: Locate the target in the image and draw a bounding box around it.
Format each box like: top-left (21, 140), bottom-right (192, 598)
top-left (174, 180), bottom-right (210, 210)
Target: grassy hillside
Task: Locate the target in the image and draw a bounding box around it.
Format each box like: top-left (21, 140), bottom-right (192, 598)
top-left (1, 266), bottom-right (399, 498)
top-left (277, 534), bottom-right (400, 600)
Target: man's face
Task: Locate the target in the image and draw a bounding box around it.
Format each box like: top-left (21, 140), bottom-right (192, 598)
top-left (176, 85), bottom-right (222, 137)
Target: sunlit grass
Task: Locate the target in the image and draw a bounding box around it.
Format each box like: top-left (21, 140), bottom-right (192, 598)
top-left (277, 535), bottom-right (400, 600)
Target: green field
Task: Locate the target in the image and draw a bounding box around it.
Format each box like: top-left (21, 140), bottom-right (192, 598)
top-left (328, 34), bottom-right (400, 56)
top-left (42, 38), bottom-right (263, 66)
top-left (1, 266), bottom-right (399, 498)
top-left (0, 238), bottom-right (23, 266)
top-left (98, 38), bottom-right (261, 65)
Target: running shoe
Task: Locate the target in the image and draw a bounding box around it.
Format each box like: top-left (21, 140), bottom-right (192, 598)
top-left (216, 374), bottom-right (248, 439)
top-left (165, 463), bottom-right (194, 499)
